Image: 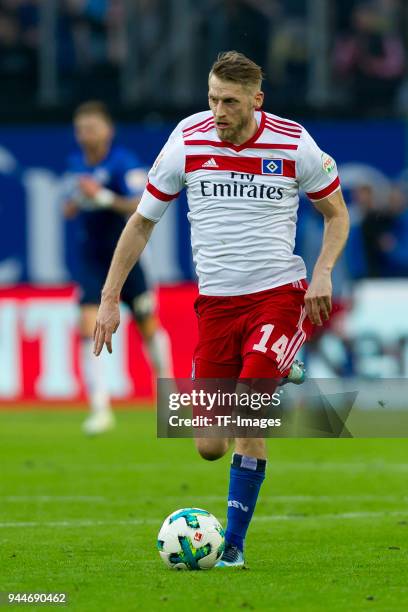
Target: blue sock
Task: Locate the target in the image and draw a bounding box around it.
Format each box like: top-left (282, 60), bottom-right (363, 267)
top-left (225, 453), bottom-right (266, 552)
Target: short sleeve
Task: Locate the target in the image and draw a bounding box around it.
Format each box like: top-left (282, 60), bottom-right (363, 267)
top-left (297, 129), bottom-right (340, 201)
top-left (138, 136), bottom-right (185, 222)
top-left (117, 150), bottom-right (147, 196)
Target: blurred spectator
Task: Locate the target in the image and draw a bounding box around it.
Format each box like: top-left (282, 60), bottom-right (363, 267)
top-left (333, 0), bottom-right (405, 113)
top-left (199, 0), bottom-right (277, 100)
top-left (63, 0), bottom-right (111, 70)
top-left (350, 184), bottom-right (390, 277)
top-left (266, 0), bottom-right (308, 105)
top-left (378, 185), bottom-right (408, 276)
top-left (0, 0), bottom-right (38, 103)
top-left (61, 0), bottom-right (126, 101)
top-left (349, 182), bottom-right (408, 278)
top-left (0, 9), bottom-right (21, 71)
top-left (221, 0), bottom-right (276, 67)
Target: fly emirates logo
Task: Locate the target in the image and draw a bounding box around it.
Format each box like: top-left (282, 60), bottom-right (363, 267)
top-left (200, 172), bottom-right (284, 201)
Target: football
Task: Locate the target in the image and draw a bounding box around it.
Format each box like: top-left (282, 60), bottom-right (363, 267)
top-left (157, 507), bottom-right (225, 570)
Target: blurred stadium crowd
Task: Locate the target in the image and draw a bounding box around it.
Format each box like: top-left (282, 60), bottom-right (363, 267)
top-left (1, 0), bottom-right (408, 118)
top-left (0, 0), bottom-right (407, 284)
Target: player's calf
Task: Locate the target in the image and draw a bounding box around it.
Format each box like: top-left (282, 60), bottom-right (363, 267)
top-left (222, 451), bottom-right (266, 560)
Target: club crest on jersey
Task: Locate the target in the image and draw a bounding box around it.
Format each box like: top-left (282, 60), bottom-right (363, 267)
top-left (321, 152), bottom-right (335, 174)
top-left (261, 159), bottom-right (283, 175)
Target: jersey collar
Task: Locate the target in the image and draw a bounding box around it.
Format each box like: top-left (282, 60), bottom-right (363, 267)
top-left (217, 110), bottom-right (266, 152)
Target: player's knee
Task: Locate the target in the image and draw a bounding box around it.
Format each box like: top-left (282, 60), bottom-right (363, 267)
top-left (132, 292), bottom-right (156, 324)
top-left (197, 447), bottom-right (224, 461)
top-left (79, 305), bottom-right (98, 338)
top-left (195, 438), bottom-right (228, 461)
top-left (137, 315), bottom-right (157, 341)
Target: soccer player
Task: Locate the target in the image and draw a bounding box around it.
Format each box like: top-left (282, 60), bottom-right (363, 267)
top-left (64, 101), bottom-right (174, 435)
top-left (93, 53), bottom-right (350, 564)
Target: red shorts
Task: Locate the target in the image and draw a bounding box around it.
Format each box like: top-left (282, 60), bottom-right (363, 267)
top-left (193, 280), bottom-right (313, 379)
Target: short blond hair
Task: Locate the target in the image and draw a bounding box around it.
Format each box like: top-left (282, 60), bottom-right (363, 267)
top-left (73, 100), bottom-right (113, 124)
top-left (209, 51), bottom-right (263, 89)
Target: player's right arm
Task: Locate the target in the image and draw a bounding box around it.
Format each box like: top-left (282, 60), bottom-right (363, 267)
top-left (93, 135), bottom-right (185, 356)
top-left (94, 212), bottom-right (155, 354)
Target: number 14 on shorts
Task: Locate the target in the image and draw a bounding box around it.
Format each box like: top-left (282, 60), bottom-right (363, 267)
top-left (252, 324), bottom-right (289, 363)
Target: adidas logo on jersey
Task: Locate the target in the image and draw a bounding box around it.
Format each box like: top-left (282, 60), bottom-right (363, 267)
top-left (202, 157), bottom-right (219, 168)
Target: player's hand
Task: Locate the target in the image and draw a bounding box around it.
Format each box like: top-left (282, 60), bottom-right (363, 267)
top-left (63, 200), bottom-right (79, 218)
top-left (79, 176), bottom-right (101, 199)
top-left (304, 272), bottom-right (332, 326)
top-left (79, 176), bottom-right (115, 208)
top-left (93, 298), bottom-right (120, 355)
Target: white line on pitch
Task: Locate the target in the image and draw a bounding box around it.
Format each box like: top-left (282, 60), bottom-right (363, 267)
top-left (269, 462), bottom-right (408, 473)
top-left (2, 494), bottom-right (408, 504)
top-left (0, 519), bottom-right (150, 528)
top-left (254, 511), bottom-right (408, 522)
top-left (1, 494), bottom-right (407, 504)
top-left (0, 511), bottom-right (406, 529)
top-left (3, 462), bottom-right (408, 473)
top-left (157, 494), bottom-right (408, 503)
top-left (1, 495), bottom-right (106, 502)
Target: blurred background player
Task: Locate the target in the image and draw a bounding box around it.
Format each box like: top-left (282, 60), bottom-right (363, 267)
top-left (64, 101), bottom-right (173, 434)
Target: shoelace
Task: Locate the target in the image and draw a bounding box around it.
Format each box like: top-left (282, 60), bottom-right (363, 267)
top-left (222, 544), bottom-right (241, 562)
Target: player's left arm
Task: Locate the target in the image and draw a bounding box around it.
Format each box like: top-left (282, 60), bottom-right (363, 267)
top-left (78, 176), bottom-right (141, 215)
top-left (305, 188), bottom-right (350, 326)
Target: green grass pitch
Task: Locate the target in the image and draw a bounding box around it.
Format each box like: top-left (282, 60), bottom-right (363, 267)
top-left (1, 408), bottom-right (407, 611)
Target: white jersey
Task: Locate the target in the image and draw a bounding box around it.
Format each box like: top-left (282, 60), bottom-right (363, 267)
top-left (138, 110), bottom-right (340, 296)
